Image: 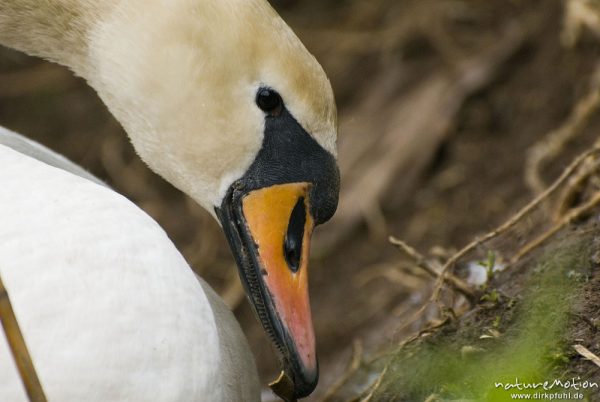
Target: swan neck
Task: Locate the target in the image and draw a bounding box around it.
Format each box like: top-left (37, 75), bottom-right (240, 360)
top-left (0, 1), bottom-right (117, 76)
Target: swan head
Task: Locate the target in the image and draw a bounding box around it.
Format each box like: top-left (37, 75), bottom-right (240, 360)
top-left (86, 0), bottom-right (339, 398)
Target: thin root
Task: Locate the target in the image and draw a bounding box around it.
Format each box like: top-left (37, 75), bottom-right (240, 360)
top-left (389, 237), bottom-right (477, 302)
top-left (432, 144), bottom-right (600, 305)
top-left (359, 365), bottom-right (389, 402)
top-left (525, 67), bottom-right (600, 198)
top-left (554, 155), bottom-right (600, 220)
top-left (321, 340), bottom-right (364, 402)
top-left (513, 190), bottom-right (600, 262)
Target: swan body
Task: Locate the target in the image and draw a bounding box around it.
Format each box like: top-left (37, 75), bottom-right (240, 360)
top-left (0, 126), bottom-right (260, 401)
top-left (0, 0), bottom-right (340, 399)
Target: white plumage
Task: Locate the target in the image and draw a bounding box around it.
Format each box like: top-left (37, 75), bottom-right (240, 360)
top-left (0, 127), bottom-right (260, 401)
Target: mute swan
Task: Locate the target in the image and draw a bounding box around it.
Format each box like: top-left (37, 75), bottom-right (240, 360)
top-left (0, 0), bottom-right (339, 401)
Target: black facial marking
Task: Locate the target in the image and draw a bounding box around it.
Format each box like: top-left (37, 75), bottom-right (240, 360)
top-left (236, 106), bottom-right (339, 225)
top-left (284, 197), bottom-right (306, 273)
top-left (256, 87), bottom-right (283, 116)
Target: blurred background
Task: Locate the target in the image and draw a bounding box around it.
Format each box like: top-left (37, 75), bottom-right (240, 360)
top-left (2, 0), bottom-right (600, 400)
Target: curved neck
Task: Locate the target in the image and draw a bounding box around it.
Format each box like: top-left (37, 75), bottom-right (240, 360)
top-left (0, 1), bottom-right (117, 76)
top-left (0, 0), bottom-right (336, 213)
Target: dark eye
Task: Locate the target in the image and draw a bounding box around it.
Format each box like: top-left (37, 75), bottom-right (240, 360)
top-left (256, 88), bottom-right (283, 116)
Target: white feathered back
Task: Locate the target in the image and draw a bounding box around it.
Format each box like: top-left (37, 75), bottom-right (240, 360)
top-left (0, 129), bottom-right (259, 401)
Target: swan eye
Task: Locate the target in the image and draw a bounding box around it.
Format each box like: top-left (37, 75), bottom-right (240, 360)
top-left (256, 88), bottom-right (283, 116)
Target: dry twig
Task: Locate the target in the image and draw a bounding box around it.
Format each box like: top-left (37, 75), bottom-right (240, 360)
top-left (321, 340), bottom-right (364, 402)
top-left (389, 236), bottom-right (476, 302)
top-left (354, 262), bottom-right (426, 292)
top-left (353, 318), bottom-right (450, 401)
top-left (513, 190), bottom-right (600, 262)
top-left (359, 364), bottom-right (389, 402)
top-left (525, 67), bottom-right (600, 198)
top-left (554, 155), bottom-right (600, 219)
top-left (0, 275), bottom-right (47, 402)
top-left (562, 0), bottom-right (600, 46)
top-left (431, 144), bottom-right (600, 305)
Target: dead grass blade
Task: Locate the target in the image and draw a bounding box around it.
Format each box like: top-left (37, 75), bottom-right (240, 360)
top-left (573, 344), bottom-right (600, 368)
top-left (0, 275), bottom-right (47, 402)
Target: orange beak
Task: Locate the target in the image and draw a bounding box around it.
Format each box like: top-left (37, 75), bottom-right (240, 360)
top-left (241, 183), bottom-right (317, 375)
top-left (216, 182), bottom-right (319, 398)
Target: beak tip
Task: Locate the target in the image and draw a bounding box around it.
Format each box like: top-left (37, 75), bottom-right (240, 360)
top-left (295, 371), bottom-right (319, 399)
top-left (270, 364), bottom-right (318, 401)
top-left (289, 360), bottom-right (319, 399)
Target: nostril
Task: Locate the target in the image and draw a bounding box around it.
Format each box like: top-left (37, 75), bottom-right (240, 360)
top-left (284, 236), bottom-right (301, 272)
top-left (284, 197), bottom-right (306, 273)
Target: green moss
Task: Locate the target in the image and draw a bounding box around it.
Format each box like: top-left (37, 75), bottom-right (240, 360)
top-left (372, 234), bottom-right (592, 401)
top-left (480, 289), bottom-right (501, 304)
